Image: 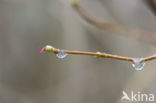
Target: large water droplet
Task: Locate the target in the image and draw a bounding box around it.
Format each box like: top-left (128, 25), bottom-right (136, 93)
top-left (132, 59), bottom-right (145, 71)
top-left (56, 50), bottom-right (68, 59)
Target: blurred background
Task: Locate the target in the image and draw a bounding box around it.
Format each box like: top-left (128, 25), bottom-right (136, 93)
top-left (0, 0), bottom-right (156, 103)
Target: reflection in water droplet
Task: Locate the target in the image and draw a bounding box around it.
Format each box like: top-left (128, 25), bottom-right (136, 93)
top-left (56, 50), bottom-right (68, 59)
top-left (132, 59), bottom-right (145, 71)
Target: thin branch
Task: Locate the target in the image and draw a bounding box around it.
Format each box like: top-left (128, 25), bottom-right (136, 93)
top-left (71, 1), bottom-right (156, 45)
top-left (145, 0), bottom-right (156, 15)
top-left (40, 1), bottom-right (156, 67)
top-left (40, 45), bottom-right (156, 63)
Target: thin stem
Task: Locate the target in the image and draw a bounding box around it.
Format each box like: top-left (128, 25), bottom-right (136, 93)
top-left (145, 0), bottom-right (156, 15)
top-left (143, 54), bottom-right (156, 61)
top-left (71, 1), bottom-right (156, 45)
top-left (42, 45), bottom-right (156, 63)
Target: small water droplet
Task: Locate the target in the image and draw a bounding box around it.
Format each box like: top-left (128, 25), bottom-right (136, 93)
top-left (132, 59), bottom-right (145, 71)
top-left (56, 50), bottom-right (68, 59)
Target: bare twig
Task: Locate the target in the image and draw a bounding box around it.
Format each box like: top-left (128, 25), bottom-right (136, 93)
top-left (40, 45), bottom-right (156, 63)
top-left (145, 0), bottom-right (156, 15)
top-left (71, 1), bottom-right (156, 45)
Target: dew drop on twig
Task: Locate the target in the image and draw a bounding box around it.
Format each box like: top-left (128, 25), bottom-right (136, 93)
top-left (56, 50), bottom-right (68, 59)
top-left (132, 59), bottom-right (145, 71)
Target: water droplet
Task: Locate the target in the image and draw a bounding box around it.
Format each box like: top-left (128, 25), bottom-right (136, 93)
top-left (132, 59), bottom-right (145, 71)
top-left (56, 50), bottom-right (68, 59)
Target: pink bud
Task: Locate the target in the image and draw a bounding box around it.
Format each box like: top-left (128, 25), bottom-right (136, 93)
top-left (39, 47), bottom-right (44, 53)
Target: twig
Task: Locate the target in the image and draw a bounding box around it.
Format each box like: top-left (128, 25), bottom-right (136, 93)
top-left (40, 1), bottom-right (156, 67)
top-left (40, 45), bottom-right (156, 63)
top-left (145, 0), bottom-right (156, 15)
top-left (71, 1), bottom-right (156, 45)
